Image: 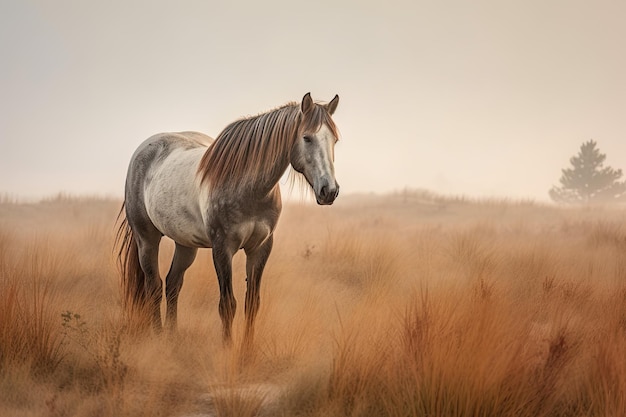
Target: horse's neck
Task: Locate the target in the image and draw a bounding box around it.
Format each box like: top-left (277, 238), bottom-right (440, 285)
top-left (246, 156), bottom-right (290, 202)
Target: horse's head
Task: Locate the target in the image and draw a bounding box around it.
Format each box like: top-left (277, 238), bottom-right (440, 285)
top-left (290, 93), bottom-right (340, 205)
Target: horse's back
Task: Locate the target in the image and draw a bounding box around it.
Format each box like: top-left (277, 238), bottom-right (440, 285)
top-left (126, 132), bottom-right (210, 196)
top-left (125, 132), bottom-right (214, 247)
top-left (131, 132), bottom-right (212, 161)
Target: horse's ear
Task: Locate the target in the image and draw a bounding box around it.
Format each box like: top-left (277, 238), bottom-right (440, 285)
top-left (325, 94), bottom-right (339, 115)
top-left (301, 92), bottom-right (314, 115)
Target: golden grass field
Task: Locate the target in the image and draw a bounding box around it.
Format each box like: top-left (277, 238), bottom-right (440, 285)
top-left (1, 190), bottom-right (626, 416)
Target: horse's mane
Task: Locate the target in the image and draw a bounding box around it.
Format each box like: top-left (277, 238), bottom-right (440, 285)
top-left (197, 100), bottom-right (338, 193)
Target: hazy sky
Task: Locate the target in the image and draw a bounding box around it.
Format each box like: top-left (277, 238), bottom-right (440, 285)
top-left (1, 0), bottom-right (625, 201)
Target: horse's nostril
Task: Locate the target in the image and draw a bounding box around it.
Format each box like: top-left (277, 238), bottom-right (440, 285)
top-left (320, 185), bottom-right (329, 199)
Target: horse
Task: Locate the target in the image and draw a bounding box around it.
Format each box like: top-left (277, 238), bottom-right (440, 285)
top-left (116, 93), bottom-right (340, 347)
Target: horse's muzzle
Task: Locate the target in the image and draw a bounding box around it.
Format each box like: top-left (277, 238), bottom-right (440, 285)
top-left (316, 182), bottom-right (340, 205)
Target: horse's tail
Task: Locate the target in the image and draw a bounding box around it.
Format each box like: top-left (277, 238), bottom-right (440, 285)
top-left (114, 203), bottom-right (148, 321)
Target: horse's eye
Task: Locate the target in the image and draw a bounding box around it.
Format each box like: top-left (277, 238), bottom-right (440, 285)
top-left (303, 136), bottom-right (312, 144)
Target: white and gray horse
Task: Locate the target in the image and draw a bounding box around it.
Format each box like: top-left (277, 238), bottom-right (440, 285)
top-left (116, 93), bottom-right (340, 347)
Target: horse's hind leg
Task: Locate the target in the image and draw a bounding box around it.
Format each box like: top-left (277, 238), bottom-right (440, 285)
top-left (165, 244), bottom-right (197, 329)
top-left (135, 233), bottom-right (163, 331)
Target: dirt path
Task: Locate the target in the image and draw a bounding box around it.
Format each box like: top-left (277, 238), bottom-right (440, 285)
top-left (182, 383), bottom-right (283, 417)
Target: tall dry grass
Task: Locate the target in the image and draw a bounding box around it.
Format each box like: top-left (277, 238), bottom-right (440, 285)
top-left (0, 191), bottom-right (625, 416)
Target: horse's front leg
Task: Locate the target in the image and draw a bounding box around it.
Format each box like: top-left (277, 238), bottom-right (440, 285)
top-left (243, 235), bottom-right (274, 349)
top-left (212, 243), bottom-right (237, 345)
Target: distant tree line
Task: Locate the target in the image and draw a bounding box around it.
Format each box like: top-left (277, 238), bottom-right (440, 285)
top-left (549, 140), bottom-right (626, 204)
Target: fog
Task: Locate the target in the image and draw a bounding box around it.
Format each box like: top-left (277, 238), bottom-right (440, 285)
top-left (1, 0), bottom-right (625, 201)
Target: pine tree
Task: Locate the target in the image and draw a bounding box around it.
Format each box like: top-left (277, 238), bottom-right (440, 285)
top-left (549, 140), bottom-right (626, 204)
